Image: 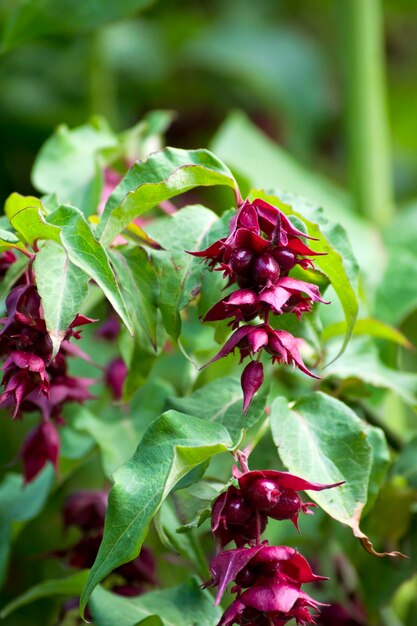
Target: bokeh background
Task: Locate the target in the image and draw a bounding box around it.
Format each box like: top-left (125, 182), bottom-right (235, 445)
top-left (1, 0), bottom-right (417, 203)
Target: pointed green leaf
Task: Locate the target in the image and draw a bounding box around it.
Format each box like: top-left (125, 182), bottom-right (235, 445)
top-left (97, 148), bottom-right (238, 246)
top-left (89, 579), bottom-right (222, 626)
top-left (34, 241), bottom-right (89, 355)
top-left (47, 205), bottom-right (132, 333)
top-left (5, 193), bottom-right (61, 246)
top-left (80, 411), bottom-right (233, 615)
top-left (271, 392), bottom-right (402, 557)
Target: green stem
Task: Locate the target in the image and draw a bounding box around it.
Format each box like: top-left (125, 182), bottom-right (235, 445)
top-left (339, 0), bottom-right (394, 226)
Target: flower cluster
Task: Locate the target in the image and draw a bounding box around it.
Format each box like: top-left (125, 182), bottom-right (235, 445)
top-left (206, 462), bottom-right (342, 625)
top-left (0, 254), bottom-right (94, 482)
top-left (60, 490), bottom-right (157, 597)
top-left (191, 198), bottom-right (328, 411)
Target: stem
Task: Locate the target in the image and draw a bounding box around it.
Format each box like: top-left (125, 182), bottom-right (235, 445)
top-left (89, 29), bottom-right (119, 128)
top-left (339, 0), bottom-right (394, 226)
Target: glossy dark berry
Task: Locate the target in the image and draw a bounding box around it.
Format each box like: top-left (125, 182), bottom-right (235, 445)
top-left (244, 478), bottom-right (281, 511)
top-left (274, 249), bottom-right (296, 273)
top-left (230, 248), bottom-right (254, 275)
top-left (252, 253), bottom-right (280, 287)
top-left (225, 497), bottom-right (253, 526)
top-left (268, 488), bottom-right (301, 521)
top-left (235, 566), bottom-right (257, 588)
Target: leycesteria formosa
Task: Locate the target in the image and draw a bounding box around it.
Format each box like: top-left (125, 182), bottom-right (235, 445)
top-left (191, 197), bottom-right (328, 412)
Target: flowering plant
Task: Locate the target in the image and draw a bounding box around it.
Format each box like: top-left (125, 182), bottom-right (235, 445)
top-left (0, 111), bottom-right (413, 626)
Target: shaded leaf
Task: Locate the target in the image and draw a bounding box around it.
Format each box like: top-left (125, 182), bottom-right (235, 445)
top-left (89, 578), bottom-right (222, 626)
top-left (146, 205), bottom-right (219, 340)
top-left (0, 570), bottom-right (89, 618)
top-left (325, 338), bottom-right (417, 408)
top-left (323, 317), bottom-right (413, 349)
top-left (110, 246), bottom-right (158, 348)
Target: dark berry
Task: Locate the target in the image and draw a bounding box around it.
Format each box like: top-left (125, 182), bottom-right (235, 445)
top-left (274, 249), bottom-right (296, 272)
top-left (244, 478), bottom-right (281, 511)
top-left (235, 566), bottom-right (257, 588)
top-left (268, 488), bottom-right (301, 521)
top-left (225, 497), bottom-right (253, 526)
top-left (252, 253), bottom-right (280, 287)
top-left (230, 248), bottom-right (254, 275)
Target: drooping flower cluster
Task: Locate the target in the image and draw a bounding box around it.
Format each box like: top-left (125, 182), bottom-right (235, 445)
top-left (60, 490), bottom-right (157, 597)
top-left (206, 462), bottom-right (343, 625)
top-left (0, 254), bottom-right (94, 482)
top-left (191, 198), bottom-right (328, 411)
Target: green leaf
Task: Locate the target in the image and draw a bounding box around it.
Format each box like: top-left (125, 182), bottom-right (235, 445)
top-left (0, 570), bottom-right (89, 619)
top-left (31, 118), bottom-right (118, 215)
top-left (47, 205), bottom-right (132, 333)
top-left (89, 578), bottom-right (222, 626)
top-left (0, 467), bottom-right (54, 587)
top-left (4, 193), bottom-right (61, 246)
top-left (97, 148), bottom-right (238, 247)
top-left (0, 227), bottom-right (26, 253)
top-left (322, 317), bottom-right (413, 349)
top-left (249, 190), bottom-right (359, 360)
top-left (392, 435), bottom-right (417, 489)
top-left (73, 407), bottom-right (140, 478)
top-left (374, 247), bottom-right (417, 326)
top-left (146, 205), bottom-right (219, 340)
top-left (325, 338), bottom-right (417, 408)
top-left (270, 392), bottom-right (402, 557)
top-left (364, 423), bottom-right (391, 513)
top-left (80, 411), bottom-right (233, 615)
top-left (34, 241), bottom-right (89, 356)
top-left (167, 375), bottom-right (269, 445)
top-left (110, 246), bottom-right (159, 348)
top-left (1, 0), bottom-right (155, 50)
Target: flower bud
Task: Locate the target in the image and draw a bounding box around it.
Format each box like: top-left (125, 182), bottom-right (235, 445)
top-left (21, 420), bottom-right (60, 483)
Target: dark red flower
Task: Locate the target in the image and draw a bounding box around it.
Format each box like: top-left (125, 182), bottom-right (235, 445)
top-left (207, 543), bottom-right (326, 606)
top-left (105, 356), bottom-right (127, 400)
top-left (241, 361), bottom-right (264, 414)
top-left (211, 485), bottom-right (268, 550)
top-left (0, 250), bottom-right (17, 278)
top-left (236, 469), bottom-right (343, 530)
top-left (0, 351), bottom-right (49, 417)
top-left (63, 490), bottom-right (108, 531)
top-left (21, 420), bottom-right (60, 483)
top-left (206, 324), bottom-right (319, 378)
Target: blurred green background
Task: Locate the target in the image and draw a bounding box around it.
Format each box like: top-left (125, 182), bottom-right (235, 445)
top-left (0, 0), bottom-right (416, 205)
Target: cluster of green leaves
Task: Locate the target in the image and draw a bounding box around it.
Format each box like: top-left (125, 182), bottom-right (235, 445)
top-left (0, 112), bottom-right (416, 626)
